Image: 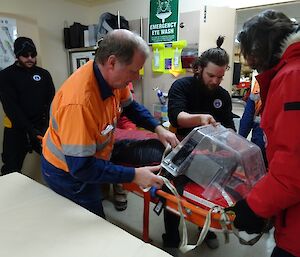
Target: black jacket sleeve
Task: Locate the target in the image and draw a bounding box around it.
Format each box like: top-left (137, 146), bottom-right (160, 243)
top-left (167, 79), bottom-right (190, 128)
top-left (221, 91), bottom-right (236, 131)
top-left (0, 79), bottom-right (33, 131)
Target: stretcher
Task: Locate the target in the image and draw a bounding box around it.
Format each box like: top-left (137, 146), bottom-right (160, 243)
top-left (122, 181), bottom-right (235, 243)
top-left (120, 124), bottom-right (267, 247)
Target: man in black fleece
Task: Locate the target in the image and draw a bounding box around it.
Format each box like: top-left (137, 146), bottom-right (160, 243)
top-left (164, 36), bottom-right (236, 250)
top-left (0, 37), bottom-right (55, 175)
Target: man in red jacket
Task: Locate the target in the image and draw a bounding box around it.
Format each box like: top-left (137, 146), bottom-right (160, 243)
top-left (229, 10), bottom-right (300, 257)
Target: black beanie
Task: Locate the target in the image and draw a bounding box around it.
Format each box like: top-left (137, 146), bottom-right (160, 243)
top-left (14, 37), bottom-right (37, 57)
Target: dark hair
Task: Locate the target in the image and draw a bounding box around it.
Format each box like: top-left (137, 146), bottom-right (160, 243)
top-left (95, 29), bottom-right (149, 65)
top-left (14, 37), bottom-right (37, 58)
top-left (237, 9), bottom-right (298, 71)
top-left (192, 35), bottom-right (229, 74)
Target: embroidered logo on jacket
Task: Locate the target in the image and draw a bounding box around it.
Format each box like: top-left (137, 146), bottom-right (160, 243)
top-left (213, 99), bottom-right (222, 109)
top-left (33, 75), bottom-right (41, 81)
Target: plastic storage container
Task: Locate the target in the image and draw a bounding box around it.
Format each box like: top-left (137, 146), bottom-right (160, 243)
top-left (161, 124), bottom-right (266, 203)
top-left (153, 103), bottom-right (168, 123)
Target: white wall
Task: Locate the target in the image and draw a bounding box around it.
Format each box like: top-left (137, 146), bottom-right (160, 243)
top-left (0, 0), bottom-right (92, 88)
top-left (90, 1), bottom-right (236, 110)
top-left (236, 1), bottom-right (300, 35)
top-left (198, 6), bottom-right (236, 94)
top-left (0, 0), bottom-right (292, 95)
top-left (0, 0), bottom-right (292, 180)
top-left (89, 0), bottom-right (225, 20)
top-left (89, 0), bottom-right (295, 110)
top-left (0, 0), bottom-right (92, 181)
top-left (89, 0), bottom-right (295, 21)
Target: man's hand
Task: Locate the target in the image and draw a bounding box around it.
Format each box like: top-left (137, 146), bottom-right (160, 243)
top-left (199, 114), bottom-right (217, 126)
top-left (26, 128), bottom-right (44, 154)
top-left (177, 112), bottom-right (217, 128)
top-left (154, 125), bottom-right (179, 148)
top-left (226, 199), bottom-right (269, 234)
top-left (29, 128), bottom-right (43, 141)
top-left (133, 165), bottom-right (164, 189)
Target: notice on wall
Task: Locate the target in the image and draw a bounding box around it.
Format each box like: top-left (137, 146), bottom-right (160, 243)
top-left (70, 50), bottom-right (95, 74)
top-left (0, 17), bottom-right (17, 71)
top-left (148, 0), bottom-right (179, 44)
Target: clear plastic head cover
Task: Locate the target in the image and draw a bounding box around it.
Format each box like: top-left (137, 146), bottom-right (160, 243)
top-left (161, 124), bottom-right (266, 203)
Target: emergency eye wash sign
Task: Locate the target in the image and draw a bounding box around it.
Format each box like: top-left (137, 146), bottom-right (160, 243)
top-left (149, 0), bottom-right (179, 44)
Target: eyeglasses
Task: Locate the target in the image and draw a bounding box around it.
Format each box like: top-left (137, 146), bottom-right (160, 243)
top-left (20, 52), bottom-right (37, 58)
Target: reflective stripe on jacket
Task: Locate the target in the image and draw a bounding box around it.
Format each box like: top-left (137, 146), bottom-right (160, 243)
top-left (42, 60), bottom-right (132, 172)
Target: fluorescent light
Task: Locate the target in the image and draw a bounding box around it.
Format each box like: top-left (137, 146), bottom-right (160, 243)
top-left (227, 0), bottom-right (296, 9)
top-left (201, 0), bottom-right (296, 9)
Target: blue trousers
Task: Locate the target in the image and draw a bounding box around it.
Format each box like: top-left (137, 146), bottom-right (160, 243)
top-left (42, 166), bottom-right (105, 218)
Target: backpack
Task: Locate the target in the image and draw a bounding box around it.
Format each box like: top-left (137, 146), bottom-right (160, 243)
top-left (96, 12), bottom-right (129, 41)
top-left (64, 22), bottom-right (88, 49)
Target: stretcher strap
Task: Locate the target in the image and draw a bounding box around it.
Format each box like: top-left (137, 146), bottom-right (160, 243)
top-left (159, 176), bottom-right (190, 253)
top-left (159, 144), bottom-right (231, 252)
top-left (212, 182), bottom-right (234, 206)
top-left (140, 170), bottom-right (262, 251)
top-left (160, 144), bottom-right (231, 252)
top-left (140, 144), bottom-right (263, 251)
top-left (160, 177), bottom-right (232, 253)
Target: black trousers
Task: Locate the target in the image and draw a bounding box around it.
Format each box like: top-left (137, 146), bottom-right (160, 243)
top-left (163, 176), bottom-right (190, 242)
top-left (271, 247), bottom-right (295, 257)
top-left (163, 175), bottom-right (218, 244)
top-left (1, 128), bottom-right (41, 175)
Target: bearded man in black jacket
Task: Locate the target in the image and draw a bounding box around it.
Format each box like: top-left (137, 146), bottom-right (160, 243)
top-left (0, 37), bottom-right (55, 175)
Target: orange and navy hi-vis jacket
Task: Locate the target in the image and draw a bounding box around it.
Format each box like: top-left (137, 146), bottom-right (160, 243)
top-left (42, 60), bottom-right (158, 184)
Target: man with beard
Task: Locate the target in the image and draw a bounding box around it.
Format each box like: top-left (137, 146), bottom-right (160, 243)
top-left (0, 37), bottom-right (55, 175)
top-left (163, 36), bottom-right (235, 250)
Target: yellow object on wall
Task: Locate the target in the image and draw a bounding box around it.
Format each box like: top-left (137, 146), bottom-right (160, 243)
top-left (151, 43), bottom-right (165, 73)
top-left (151, 40), bottom-right (187, 75)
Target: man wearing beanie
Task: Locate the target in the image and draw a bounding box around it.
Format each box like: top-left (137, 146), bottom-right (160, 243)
top-left (0, 36), bottom-right (55, 175)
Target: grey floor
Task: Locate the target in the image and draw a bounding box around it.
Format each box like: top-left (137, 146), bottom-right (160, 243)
top-left (103, 193), bottom-right (275, 257)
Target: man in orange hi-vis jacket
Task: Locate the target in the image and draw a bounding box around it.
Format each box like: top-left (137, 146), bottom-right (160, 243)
top-left (41, 29), bottom-right (179, 218)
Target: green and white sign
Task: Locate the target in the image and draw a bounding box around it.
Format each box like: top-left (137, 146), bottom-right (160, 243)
top-left (149, 0), bottom-right (179, 44)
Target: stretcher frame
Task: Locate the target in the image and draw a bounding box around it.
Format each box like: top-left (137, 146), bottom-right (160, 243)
top-left (123, 182), bottom-right (234, 243)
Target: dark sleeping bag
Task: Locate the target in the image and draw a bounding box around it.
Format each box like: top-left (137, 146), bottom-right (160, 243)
top-left (111, 139), bottom-right (165, 167)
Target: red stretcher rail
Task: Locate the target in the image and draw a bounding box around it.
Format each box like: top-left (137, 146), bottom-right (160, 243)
top-left (122, 182), bottom-right (235, 243)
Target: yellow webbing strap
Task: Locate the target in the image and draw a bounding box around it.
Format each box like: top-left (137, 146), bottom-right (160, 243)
top-left (3, 116), bottom-right (12, 128)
